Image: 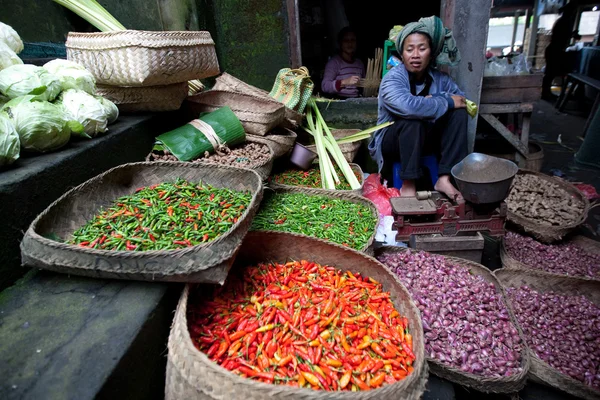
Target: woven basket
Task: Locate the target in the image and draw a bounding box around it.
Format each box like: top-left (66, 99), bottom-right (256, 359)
top-left (256, 186), bottom-right (379, 254)
top-left (495, 269), bottom-right (600, 400)
top-left (247, 128), bottom-right (297, 158)
top-left (500, 234), bottom-right (600, 281)
top-left (20, 162), bottom-right (263, 284)
top-left (187, 90), bottom-right (285, 136)
top-left (506, 169), bottom-right (590, 243)
top-left (213, 72), bottom-right (303, 128)
top-left (96, 83), bottom-right (188, 112)
top-left (66, 30), bottom-right (219, 86)
top-left (268, 163), bottom-right (365, 196)
top-left (165, 231), bottom-right (428, 400)
top-left (306, 129), bottom-right (362, 163)
top-left (375, 247), bottom-right (530, 393)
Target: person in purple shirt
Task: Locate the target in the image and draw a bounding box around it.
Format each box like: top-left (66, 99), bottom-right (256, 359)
top-left (368, 16), bottom-right (468, 200)
top-left (321, 27), bottom-right (365, 98)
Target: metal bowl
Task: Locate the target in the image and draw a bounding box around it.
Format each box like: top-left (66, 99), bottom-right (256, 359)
top-left (451, 153), bottom-right (518, 204)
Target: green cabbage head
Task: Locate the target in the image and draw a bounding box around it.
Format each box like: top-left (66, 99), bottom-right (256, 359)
top-left (95, 95), bottom-right (119, 124)
top-left (0, 22), bottom-right (23, 54)
top-left (0, 113), bottom-right (19, 165)
top-left (0, 41), bottom-right (22, 72)
top-left (43, 59), bottom-right (96, 95)
top-left (57, 89), bottom-right (107, 137)
top-left (0, 64), bottom-right (62, 101)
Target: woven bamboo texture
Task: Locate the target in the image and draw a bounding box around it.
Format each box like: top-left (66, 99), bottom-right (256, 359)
top-left (506, 169), bottom-right (590, 243)
top-left (165, 231), bottom-right (428, 400)
top-left (187, 90), bottom-right (285, 136)
top-left (268, 163), bottom-right (365, 196)
top-left (20, 162), bottom-right (263, 284)
top-left (259, 186), bottom-right (380, 254)
top-left (96, 83), bottom-right (188, 112)
top-left (306, 129), bottom-right (362, 163)
top-left (66, 30), bottom-right (219, 86)
top-left (213, 72), bottom-right (303, 128)
top-left (247, 128), bottom-right (297, 158)
top-left (500, 234), bottom-right (600, 281)
top-left (375, 247), bottom-right (530, 393)
top-left (495, 269), bottom-right (600, 400)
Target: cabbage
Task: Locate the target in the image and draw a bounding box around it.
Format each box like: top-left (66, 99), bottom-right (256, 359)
top-left (1, 95), bottom-right (79, 152)
top-left (0, 22), bottom-right (23, 54)
top-left (95, 95), bottom-right (119, 124)
top-left (0, 64), bottom-right (62, 101)
top-left (0, 41), bottom-right (22, 71)
top-left (57, 89), bottom-right (108, 137)
top-left (0, 113), bottom-right (19, 165)
top-left (43, 59), bottom-right (96, 94)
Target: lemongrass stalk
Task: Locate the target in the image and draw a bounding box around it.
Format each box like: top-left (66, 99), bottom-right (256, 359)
top-left (53, 0), bottom-right (126, 31)
top-left (313, 118), bottom-right (335, 189)
top-left (335, 121), bottom-right (395, 144)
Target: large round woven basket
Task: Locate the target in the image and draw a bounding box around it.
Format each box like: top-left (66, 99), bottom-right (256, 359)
top-left (165, 231), bottom-right (428, 400)
top-left (97, 82), bottom-right (188, 112)
top-left (213, 72), bottom-right (303, 128)
top-left (306, 129), bottom-right (362, 163)
top-left (375, 247), bottom-right (530, 393)
top-left (20, 162), bottom-right (263, 284)
top-left (247, 128), bottom-right (297, 158)
top-left (66, 30), bottom-right (220, 86)
top-left (187, 90), bottom-right (285, 136)
top-left (500, 234), bottom-right (600, 281)
top-left (254, 186), bottom-right (379, 254)
top-left (494, 269), bottom-right (600, 400)
top-left (268, 163), bottom-right (365, 196)
top-left (506, 169), bottom-right (590, 243)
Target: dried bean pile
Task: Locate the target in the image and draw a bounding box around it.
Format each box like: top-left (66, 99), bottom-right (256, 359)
top-left (506, 174), bottom-right (585, 226)
top-left (148, 142), bottom-right (271, 168)
top-left (505, 231), bottom-right (600, 279)
top-left (188, 260), bottom-right (416, 391)
top-left (378, 250), bottom-right (524, 377)
top-left (507, 286), bottom-right (600, 390)
top-left (70, 179), bottom-right (251, 251)
top-left (250, 192), bottom-right (377, 250)
top-left (270, 165), bottom-right (362, 191)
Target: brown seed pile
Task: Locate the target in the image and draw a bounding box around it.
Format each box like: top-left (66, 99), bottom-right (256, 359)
top-left (148, 142), bottom-right (271, 168)
top-left (506, 174), bottom-right (585, 226)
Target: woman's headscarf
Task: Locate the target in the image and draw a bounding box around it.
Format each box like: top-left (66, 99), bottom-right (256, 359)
top-left (395, 16), bottom-right (461, 67)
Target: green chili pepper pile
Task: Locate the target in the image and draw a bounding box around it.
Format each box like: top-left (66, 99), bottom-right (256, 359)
top-left (269, 165), bottom-right (362, 190)
top-left (70, 179), bottom-right (252, 251)
top-left (251, 192), bottom-right (377, 250)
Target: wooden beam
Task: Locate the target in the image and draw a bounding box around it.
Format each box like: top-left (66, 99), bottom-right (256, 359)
top-left (286, 0), bottom-right (302, 68)
top-left (510, 11), bottom-right (520, 52)
top-left (479, 103), bottom-right (534, 113)
top-left (480, 87), bottom-right (542, 103)
top-left (482, 74), bottom-right (543, 89)
top-left (480, 113), bottom-right (530, 156)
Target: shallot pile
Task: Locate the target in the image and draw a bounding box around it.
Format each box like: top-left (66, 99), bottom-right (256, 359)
top-left (147, 142), bottom-right (271, 168)
top-left (507, 286), bottom-right (600, 390)
top-left (505, 231), bottom-right (600, 279)
top-left (378, 250), bottom-right (524, 377)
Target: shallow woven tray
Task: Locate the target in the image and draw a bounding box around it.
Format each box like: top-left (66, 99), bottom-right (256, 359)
top-left (20, 162), bottom-right (263, 284)
top-left (67, 30), bottom-right (219, 86)
top-left (374, 247), bottom-right (530, 393)
top-left (187, 90), bottom-right (285, 136)
top-left (97, 83), bottom-right (188, 112)
top-left (213, 72), bottom-right (303, 128)
top-left (268, 163), bottom-right (365, 196)
top-left (500, 234), bottom-right (600, 281)
top-left (256, 186), bottom-right (379, 254)
top-left (165, 231), bottom-right (428, 400)
top-left (247, 128), bottom-right (297, 158)
top-left (306, 129), bottom-right (362, 163)
top-left (495, 269), bottom-right (600, 400)
top-left (506, 169), bottom-right (590, 243)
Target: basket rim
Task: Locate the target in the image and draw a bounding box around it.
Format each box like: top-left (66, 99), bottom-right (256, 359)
top-left (66, 30), bottom-right (215, 49)
top-left (375, 246), bottom-right (531, 392)
top-left (168, 231), bottom-right (429, 399)
top-left (24, 162), bottom-right (263, 258)
top-left (188, 90), bottom-right (285, 114)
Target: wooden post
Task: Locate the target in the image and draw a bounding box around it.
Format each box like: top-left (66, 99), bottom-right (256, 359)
top-left (286, 0), bottom-right (302, 68)
top-left (441, 0), bottom-right (493, 152)
top-left (527, 0), bottom-right (540, 66)
top-left (511, 11), bottom-right (520, 53)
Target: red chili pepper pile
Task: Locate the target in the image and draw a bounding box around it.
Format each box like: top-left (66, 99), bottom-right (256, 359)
top-left (188, 260), bottom-right (416, 391)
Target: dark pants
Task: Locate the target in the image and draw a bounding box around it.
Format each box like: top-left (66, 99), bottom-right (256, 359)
top-left (381, 108), bottom-right (468, 180)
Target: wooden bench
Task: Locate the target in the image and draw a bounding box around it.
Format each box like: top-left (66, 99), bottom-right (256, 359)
top-left (556, 72), bottom-right (600, 137)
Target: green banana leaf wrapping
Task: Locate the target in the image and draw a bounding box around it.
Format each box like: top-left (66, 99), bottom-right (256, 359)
top-left (157, 106), bottom-right (245, 161)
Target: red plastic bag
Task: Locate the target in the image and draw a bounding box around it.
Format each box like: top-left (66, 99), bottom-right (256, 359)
top-left (362, 174), bottom-right (401, 216)
top-left (574, 183), bottom-right (600, 200)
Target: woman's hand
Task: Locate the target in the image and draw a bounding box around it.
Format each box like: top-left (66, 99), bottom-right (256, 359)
top-left (451, 95), bottom-right (467, 109)
top-left (340, 76), bottom-right (360, 87)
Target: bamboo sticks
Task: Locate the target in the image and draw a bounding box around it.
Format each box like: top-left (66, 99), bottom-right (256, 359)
top-left (360, 47), bottom-right (383, 97)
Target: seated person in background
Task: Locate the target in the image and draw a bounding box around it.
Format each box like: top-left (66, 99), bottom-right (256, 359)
top-left (321, 27), bottom-right (365, 98)
top-left (368, 16), bottom-right (468, 200)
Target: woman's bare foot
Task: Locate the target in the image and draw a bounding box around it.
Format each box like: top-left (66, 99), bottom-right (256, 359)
top-left (434, 175), bottom-right (464, 202)
top-left (400, 179), bottom-right (416, 197)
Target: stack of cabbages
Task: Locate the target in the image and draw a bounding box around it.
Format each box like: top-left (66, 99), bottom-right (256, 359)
top-left (0, 22), bottom-right (119, 167)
